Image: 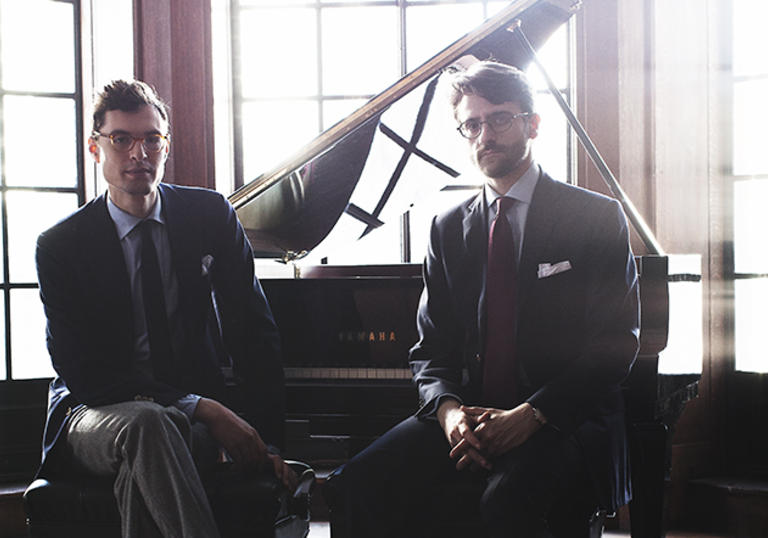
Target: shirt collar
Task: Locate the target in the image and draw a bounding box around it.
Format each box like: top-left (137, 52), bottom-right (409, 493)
top-left (484, 160), bottom-right (540, 209)
top-left (106, 192), bottom-right (165, 241)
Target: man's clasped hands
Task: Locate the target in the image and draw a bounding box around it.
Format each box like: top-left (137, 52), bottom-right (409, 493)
top-left (437, 399), bottom-right (544, 471)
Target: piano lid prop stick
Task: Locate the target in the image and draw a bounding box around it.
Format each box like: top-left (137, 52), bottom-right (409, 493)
top-left (509, 20), bottom-right (665, 256)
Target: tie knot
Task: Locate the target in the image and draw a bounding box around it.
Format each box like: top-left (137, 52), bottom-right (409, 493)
top-left (138, 219), bottom-right (156, 239)
top-left (495, 196), bottom-right (513, 214)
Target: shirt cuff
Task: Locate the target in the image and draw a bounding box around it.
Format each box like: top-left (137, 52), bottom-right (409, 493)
top-left (173, 393), bottom-right (201, 419)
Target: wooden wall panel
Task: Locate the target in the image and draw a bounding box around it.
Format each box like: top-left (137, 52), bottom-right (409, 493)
top-left (133, 0), bottom-right (215, 189)
top-left (577, 0), bottom-right (730, 527)
top-left (576, 0), bottom-right (657, 256)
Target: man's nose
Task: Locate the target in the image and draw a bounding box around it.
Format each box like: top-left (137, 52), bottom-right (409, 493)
top-left (128, 139), bottom-right (147, 159)
top-left (476, 123), bottom-right (495, 145)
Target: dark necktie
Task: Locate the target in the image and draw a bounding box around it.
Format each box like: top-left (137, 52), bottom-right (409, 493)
top-left (482, 197), bottom-right (518, 409)
top-left (139, 220), bottom-right (173, 383)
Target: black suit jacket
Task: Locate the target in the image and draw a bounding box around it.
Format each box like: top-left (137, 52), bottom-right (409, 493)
top-left (35, 183), bottom-right (283, 473)
top-left (410, 172), bottom-right (640, 510)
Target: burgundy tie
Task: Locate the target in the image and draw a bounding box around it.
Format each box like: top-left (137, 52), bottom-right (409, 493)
top-left (482, 197), bottom-right (518, 409)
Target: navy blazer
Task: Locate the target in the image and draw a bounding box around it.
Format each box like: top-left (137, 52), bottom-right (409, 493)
top-left (410, 172), bottom-right (640, 510)
top-left (35, 183), bottom-right (284, 474)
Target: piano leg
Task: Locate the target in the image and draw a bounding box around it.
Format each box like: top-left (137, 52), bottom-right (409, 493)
top-left (629, 421), bottom-right (668, 538)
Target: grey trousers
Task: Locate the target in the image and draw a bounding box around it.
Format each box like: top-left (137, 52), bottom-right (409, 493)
top-left (66, 400), bottom-right (221, 538)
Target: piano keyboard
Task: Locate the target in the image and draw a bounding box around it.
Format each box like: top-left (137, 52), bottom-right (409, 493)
top-left (284, 367), bottom-right (413, 380)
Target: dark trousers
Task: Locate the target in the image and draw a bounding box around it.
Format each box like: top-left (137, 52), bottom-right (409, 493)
top-left (329, 415), bottom-right (597, 538)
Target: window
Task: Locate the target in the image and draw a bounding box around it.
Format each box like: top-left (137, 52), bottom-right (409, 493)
top-left (0, 0), bottom-right (133, 381)
top-left (216, 0), bottom-right (573, 265)
top-left (730, 0), bottom-right (768, 373)
top-left (0, 0), bottom-right (84, 380)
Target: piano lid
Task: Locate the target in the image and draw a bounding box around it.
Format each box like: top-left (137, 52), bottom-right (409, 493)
top-left (228, 0), bottom-right (581, 261)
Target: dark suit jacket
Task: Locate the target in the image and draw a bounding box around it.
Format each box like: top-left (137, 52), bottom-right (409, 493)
top-left (35, 183), bottom-right (284, 474)
top-left (409, 171), bottom-right (640, 511)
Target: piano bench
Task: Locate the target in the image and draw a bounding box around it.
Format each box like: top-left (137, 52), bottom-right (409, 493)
top-left (23, 460), bottom-right (315, 538)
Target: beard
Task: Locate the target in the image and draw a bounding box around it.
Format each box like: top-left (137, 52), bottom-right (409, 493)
top-left (474, 138), bottom-right (529, 180)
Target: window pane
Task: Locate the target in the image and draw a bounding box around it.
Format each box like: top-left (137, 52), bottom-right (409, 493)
top-left (732, 0), bottom-right (768, 77)
top-left (322, 7), bottom-right (400, 96)
top-left (323, 98), bottom-right (368, 130)
top-left (213, 0), bottom-right (235, 195)
top-left (733, 79), bottom-right (768, 176)
top-left (239, 8), bottom-right (317, 98)
top-left (734, 179), bottom-right (768, 274)
top-left (735, 278), bottom-right (768, 373)
top-left (91, 0), bottom-right (134, 90)
top-left (525, 25), bottom-right (569, 91)
top-left (10, 288), bottom-right (53, 379)
top-left (658, 255), bottom-right (703, 374)
top-left (487, 1), bottom-right (511, 16)
top-left (406, 4), bottom-right (485, 72)
top-left (3, 95), bottom-right (78, 188)
top-left (0, 0), bottom-right (75, 93)
top-left (7, 191), bottom-right (79, 283)
top-left (241, 100), bottom-right (319, 181)
top-left (532, 91), bottom-right (568, 181)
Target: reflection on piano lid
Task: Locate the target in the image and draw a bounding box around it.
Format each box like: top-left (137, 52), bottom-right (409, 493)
top-left (228, 0), bottom-right (580, 262)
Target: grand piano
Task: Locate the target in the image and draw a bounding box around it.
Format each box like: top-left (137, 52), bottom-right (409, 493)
top-left (228, 1), bottom-right (685, 535)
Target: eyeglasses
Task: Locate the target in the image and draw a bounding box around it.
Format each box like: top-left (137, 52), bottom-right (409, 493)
top-left (456, 111), bottom-right (530, 139)
top-left (93, 131), bottom-right (170, 153)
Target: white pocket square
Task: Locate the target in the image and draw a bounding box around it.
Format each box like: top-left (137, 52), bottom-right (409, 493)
top-left (537, 260), bottom-right (572, 279)
top-left (201, 254), bottom-right (214, 277)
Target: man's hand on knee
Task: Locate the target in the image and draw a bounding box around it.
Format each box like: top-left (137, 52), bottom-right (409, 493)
top-left (194, 397), bottom-right (268, 466)
top-left (194, 398), bottom-right (298, 490)
top-left (437, 399), bottom-right (491, 471)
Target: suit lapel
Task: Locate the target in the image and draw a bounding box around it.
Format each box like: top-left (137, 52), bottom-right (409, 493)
top-left (160, 184), bottom-right (205, 312)
top-left (462, 190), bottom-right (489, 343)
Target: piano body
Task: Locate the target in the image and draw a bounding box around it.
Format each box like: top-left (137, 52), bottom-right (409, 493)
top-left (228, 1), bottom-right (690, 535)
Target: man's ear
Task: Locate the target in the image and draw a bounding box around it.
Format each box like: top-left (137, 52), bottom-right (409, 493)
top-left (526, 113), bottom-right (541, 139)
top-left (88, 137), bottom-right (100, 164)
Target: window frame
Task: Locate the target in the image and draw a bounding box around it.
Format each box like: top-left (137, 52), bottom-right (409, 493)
top-left (0, 0), bottom-right (86, 381)
top-left (717, 2), bottom-right (768, 375)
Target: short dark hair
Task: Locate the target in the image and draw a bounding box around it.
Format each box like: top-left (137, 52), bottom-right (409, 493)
top-left (92, 79), bottom-right (169, 133)
top-left (448, 61), bottom-right (535, 115)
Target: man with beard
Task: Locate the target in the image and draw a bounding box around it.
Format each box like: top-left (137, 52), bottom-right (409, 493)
top-left (35, 80), bottom-right (294, 537)
top-left (329, 61), bottom-right (640, 537)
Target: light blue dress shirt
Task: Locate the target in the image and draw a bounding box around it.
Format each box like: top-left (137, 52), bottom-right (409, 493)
top-left (106, 194), bottom-right (200, 417)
